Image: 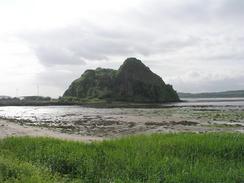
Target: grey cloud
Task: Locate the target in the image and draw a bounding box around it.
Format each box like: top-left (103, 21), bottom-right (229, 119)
top-left (128, 0), bottom-right (217, 26)
top-left (204, 76), bottom-right (244, 92)
top-left (173, 74), bottom-right (244, 93)
top-left (218, 0), bottom-right (244, 20)
top-left (21, 23), bottom-right (200, 67)
top-left (20, 0), bottom-right (244, 68)
top-left (18, 0), bottom-right (244, 95)
top-left (132, 0), bottom-right (244, 25)
top-left (34, 46), bottom-right (85, 66)
top-left (35, 65), bottom-right (85, 92)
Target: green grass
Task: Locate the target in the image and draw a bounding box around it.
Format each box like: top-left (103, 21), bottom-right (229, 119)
top-left (1, 133), bottom-right (244, 182)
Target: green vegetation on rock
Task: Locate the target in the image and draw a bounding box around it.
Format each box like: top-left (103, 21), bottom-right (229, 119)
top-left (63, 58), bottom-right (179, 102)
top-left (1, 133), bottom-right (244, 182)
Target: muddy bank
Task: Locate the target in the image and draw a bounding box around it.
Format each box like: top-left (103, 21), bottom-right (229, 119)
top-left (1, 106), bottom-right (244, 139)
top-left (0, 119), bottom-right (103, 142)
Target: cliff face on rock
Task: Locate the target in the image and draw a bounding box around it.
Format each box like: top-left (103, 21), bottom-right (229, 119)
top-left (63, 58), bottom-right (179, 102)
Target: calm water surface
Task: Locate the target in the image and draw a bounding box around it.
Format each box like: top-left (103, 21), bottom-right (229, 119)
top-left (0, 98), bottom-right (244, 123)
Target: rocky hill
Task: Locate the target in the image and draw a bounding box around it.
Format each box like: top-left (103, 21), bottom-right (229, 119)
top-left (63, 58), bottom-right (179, 102)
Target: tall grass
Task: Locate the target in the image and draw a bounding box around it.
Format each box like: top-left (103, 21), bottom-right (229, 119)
top-left (1, 133), bottom-right (244, 182)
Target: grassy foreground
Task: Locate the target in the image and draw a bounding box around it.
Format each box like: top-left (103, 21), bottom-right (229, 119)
top-left (1, 133), bottom-right (244, 182)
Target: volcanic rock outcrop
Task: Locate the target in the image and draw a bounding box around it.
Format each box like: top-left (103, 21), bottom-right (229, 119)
top-left (63, 58), bottom-right (179, 102)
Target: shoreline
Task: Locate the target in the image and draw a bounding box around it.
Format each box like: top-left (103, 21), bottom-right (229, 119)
top-left (1, 103), bottom-right (244, 141)
top-left (0, 100), bottom-right (182, 108)
top-left (0, 119), bottom-right (103, 142)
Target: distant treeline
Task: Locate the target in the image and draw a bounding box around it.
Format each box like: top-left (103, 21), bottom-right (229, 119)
top-left (0, 96), bottom-right (171, 108)
top-left (0, 96), bottom-right (56, 106)
top-left (178, 90), bottom-right (244, 98)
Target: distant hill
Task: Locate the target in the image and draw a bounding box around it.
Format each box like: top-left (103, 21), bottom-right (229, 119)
top-left (63, 58), bottom-right (179, 103)
top-left (178, 90), bottom-right (244, 98)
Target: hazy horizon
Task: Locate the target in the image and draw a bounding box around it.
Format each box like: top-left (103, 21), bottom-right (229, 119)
top-left (1, 0), bottom-right (244, 97)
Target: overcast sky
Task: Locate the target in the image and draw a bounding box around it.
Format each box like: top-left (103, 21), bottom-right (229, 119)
top-left (0, 0), bottom-right (244, 97)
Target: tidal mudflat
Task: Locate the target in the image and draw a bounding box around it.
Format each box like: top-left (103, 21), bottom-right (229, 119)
top-left (1, 98), bottom-right (244, 139)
